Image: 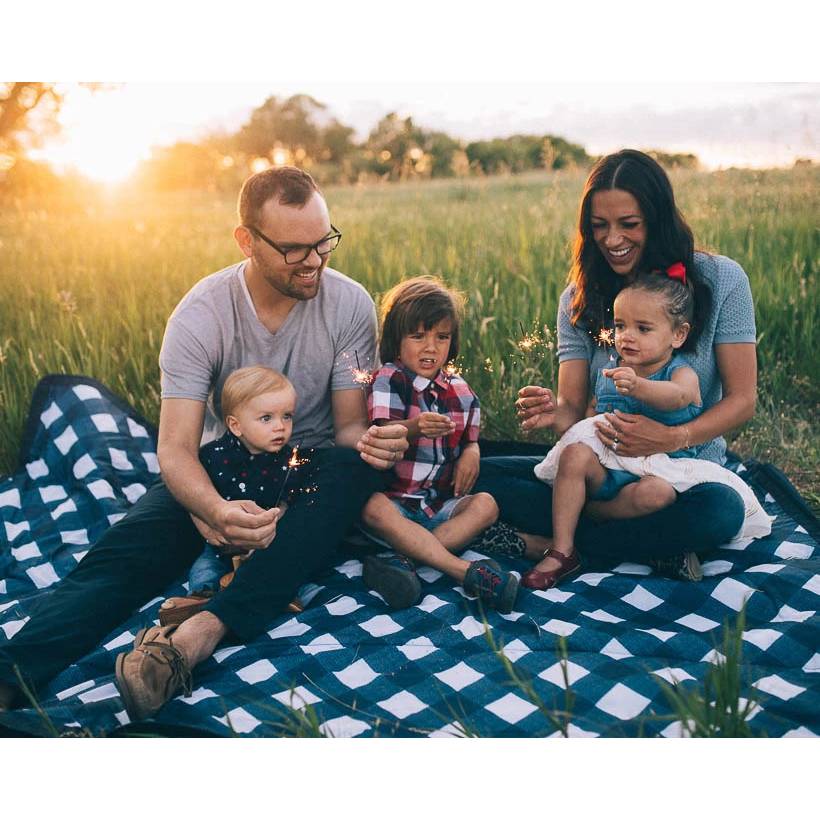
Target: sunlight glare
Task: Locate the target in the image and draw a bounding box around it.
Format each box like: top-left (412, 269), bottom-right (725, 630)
top-left (32, 86), bottom-right (173, 184)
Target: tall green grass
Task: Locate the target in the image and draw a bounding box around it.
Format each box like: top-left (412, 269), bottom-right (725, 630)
top-left (1, 168), bottom-right (817, 496)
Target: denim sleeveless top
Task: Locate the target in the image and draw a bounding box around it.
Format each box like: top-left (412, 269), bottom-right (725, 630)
top-left (593, 355), bottom-right (701, 458)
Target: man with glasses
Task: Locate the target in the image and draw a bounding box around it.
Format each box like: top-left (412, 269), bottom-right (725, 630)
top-left (0, 166), bottom-right (408, 721)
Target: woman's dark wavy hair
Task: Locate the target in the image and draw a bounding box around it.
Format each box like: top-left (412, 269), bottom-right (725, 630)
top-left (568, 149), bottom-right (709, 349)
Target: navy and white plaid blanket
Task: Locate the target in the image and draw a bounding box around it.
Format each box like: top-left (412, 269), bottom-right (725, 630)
top-left (1, 375), bottom-right (818, 737)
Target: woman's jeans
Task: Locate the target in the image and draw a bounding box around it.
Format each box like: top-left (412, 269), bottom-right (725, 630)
top-left (473, 455), bottom-right (745, 563)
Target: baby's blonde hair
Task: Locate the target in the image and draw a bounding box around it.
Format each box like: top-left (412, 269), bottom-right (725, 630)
top-left (221, 366), bottom-right (294, 420)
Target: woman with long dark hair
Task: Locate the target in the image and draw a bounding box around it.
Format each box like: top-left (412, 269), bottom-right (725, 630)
top-left (475, 149), bottom-right (757, 583)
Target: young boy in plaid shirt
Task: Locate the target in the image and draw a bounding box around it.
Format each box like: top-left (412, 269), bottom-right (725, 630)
top-left (360, 276), bottom-right (520, 613)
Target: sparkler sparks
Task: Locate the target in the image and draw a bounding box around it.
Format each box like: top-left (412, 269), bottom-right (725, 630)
top-left (442, 360), bottom-right (461, 380)
top-left (516, 320), bottom-right (541, 353)
top-left (274, 442), bottom-right (309, 507)
top-left (350, 349), bottom-right (374, 386)
top-left (595, 327), bottom-right (615, 347)
top-left (352, 368), bottom-right (374, 385)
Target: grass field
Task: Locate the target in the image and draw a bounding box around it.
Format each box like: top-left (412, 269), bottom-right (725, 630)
top-left (0, 166), bottom-right (817, 505)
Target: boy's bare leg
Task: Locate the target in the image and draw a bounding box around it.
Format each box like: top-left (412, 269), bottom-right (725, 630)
top-left (431, 492), bottom-right (498, 552)
top-left (584, 476), bottom-right (676, 521)
top-left (362, 493), bottom-right (470, 582)
top-left (532, 443), bottom-right (606, 574)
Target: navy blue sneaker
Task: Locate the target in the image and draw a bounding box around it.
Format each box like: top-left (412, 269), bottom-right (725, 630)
top-left (649, 552), bottom-right (703, 582)
top-left (463, 559), bottom-right (519, 614)
top-left (363, 552), bottom-right (422, 609)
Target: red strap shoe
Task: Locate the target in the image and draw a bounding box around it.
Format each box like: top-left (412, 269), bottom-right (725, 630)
top-left (521, 548), bottom-right (582, 590)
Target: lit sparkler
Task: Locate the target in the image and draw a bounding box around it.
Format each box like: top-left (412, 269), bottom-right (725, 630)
top-left (273, 441), bottom-right (307, 508)
top-left (595, 327), bottom-right (615, 347)
top-left (442, 360), bottom-right (461, 380)
top-left (352, 349), bottom-right (374, 386)
top-left (517, 320), bottom-right (541, 353)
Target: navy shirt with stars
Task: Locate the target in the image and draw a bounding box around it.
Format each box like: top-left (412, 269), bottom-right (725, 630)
top-left (199, 431), bottom-right (316, 508)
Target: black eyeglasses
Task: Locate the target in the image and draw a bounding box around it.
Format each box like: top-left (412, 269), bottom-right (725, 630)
top-left (247, 224), bottom-right (342, 265)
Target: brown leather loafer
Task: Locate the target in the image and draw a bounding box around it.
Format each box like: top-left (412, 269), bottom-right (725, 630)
top-left (158, 595), bottom-right (212, 627)
top-left (114, 625), bottom-right (193, 722)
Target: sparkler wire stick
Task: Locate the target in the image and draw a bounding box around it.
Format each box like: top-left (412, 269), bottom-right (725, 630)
top-left (273, 440), bottom-right (305, 508)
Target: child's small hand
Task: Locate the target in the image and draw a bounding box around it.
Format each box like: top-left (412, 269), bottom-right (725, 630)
top-left (603, 366), bottom-right (638, 395)
top-left (417, 411), bottom-right (456, 438)
top-left (453, 446), bottom-right (480, 496)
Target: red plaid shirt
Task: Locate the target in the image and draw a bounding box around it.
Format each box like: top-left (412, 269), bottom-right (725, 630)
top-left (368, 361), bottom-right (480, 517)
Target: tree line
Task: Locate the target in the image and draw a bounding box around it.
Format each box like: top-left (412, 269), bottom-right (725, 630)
top-left (1, 85), bottom-right (700, 196)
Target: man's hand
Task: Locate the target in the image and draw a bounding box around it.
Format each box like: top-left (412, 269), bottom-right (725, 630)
top-left (356, 423), bottom-right (410, 470)
top-left (417, 412), bottom-right (456, 439)
top-left (603, 366), bottom-right (639, 396)
top-left (516, 385), bottom-right (557, 431)
top-left (453, 446), bottom-right (480, 497)
top-left (191, 500), bottom-right (280, 553)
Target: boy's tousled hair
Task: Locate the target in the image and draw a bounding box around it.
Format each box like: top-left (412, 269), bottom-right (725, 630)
top-left (617, 271), bottom-right (696, 351)
top-left (238, 166), bottom-right (321, 227)
top-left (378, 276), bottom-right (465, 365)
top-left (221, 366), bottom-right (294, 420)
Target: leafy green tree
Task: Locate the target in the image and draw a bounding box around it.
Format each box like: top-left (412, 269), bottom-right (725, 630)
top-left (1, 83), bottom-right (109, 157)
top-left (422, 131), bottom-right (462, 178)
top-left (364, 113), bottom-right (426, 179)
top-left (0, 83), bottom-right (62, 154)
top-left (234, 94), bottom-right (326, 164)
top-left (321, 118), bottom-right (356, 163)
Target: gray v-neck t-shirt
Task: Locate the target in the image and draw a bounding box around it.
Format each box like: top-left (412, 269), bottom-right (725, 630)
top-left (159, 262), bottom-right (378, 449)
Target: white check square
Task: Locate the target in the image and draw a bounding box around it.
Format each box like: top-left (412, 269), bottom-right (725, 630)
top-left (621, 584), bottom-right (663, 611)
top-left (775, 541), bottom-right (813, 560)
top-left (753, 675), bottom-right (806, 701)
top-left (334, 659), bottom-right (379, 689)
top-left (538, 660), bottom-right (590, 688)
top-left (434, 661), bottom-right (484, 692)
top-left (358, 614), bottom-right (403, 637)
top-left (711, 578), bottom-right (756, 611)
top-left (485, 693), bottom-right (538, 724)
top-left (596, 683), bottom-right (651, 720)
top-left (377, 691), bottom-right (428, 719)
top-left (236, 659), bottom-right (277, 684)
top-left (215, 708), bottom-right (261, 734)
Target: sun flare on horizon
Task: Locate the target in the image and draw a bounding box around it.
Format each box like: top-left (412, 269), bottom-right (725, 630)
top-left (31, 86), bottom-right (177, 184)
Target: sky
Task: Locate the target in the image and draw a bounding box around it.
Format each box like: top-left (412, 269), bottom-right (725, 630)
top-left (9, 1), bottom-right (817, 184)
top-left (31, 81), bottom-right (819, 182)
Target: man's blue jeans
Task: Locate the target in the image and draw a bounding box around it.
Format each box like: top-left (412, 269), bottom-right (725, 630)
top-left (473, 455), bottom-right (745, 563)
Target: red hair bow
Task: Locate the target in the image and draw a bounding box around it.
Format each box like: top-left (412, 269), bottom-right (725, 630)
top-left (666, 262), bottom-right (687, 284)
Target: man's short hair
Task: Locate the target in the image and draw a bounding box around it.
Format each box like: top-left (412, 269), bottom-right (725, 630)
top-left (221, 366), bottom-right (294, 420)
top-left (238, 166), bottom-right (321, 227)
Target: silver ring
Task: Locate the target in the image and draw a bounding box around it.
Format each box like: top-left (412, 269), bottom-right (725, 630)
top-left (612, 441), bottom-right (619, 452)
